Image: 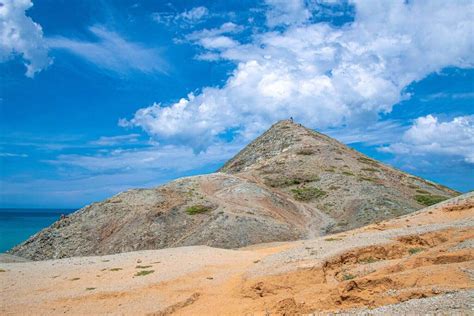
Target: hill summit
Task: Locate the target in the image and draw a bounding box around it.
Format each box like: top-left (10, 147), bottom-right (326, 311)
top-left (10, 120), bottom-right (458, 260)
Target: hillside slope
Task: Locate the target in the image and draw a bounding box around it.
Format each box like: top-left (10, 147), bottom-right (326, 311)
top-left (9, 120), bottom-right (458, 260)
top-left (220, 120), bottom-right (458, 231)
top-left (1, 193), bottom-right (472, 315)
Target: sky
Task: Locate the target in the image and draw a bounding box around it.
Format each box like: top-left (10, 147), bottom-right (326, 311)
top-left (0, 0), bottom-right (473, 208)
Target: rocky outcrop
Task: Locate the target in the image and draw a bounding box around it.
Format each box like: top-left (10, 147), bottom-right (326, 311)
top-left (9, 120), bottom-right (459, 260)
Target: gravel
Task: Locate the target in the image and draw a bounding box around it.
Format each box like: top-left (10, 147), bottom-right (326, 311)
top-left (335, 290), bottom-right (474, 315)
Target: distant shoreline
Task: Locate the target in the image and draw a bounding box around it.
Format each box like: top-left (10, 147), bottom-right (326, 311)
top-left (0, 208), bottom-right (77, 212)
top-left (0, 208), bottom-right (77, 253)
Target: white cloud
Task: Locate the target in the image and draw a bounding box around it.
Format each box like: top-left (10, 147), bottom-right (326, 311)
top-left (0, 152), bottom-right (28, 158)
top-left (47, 26), bottom-right (167, 74)
top-left (179, 6), bottom-right (208, 22)
top-left (123, 1), bottom-right (473, 151)
top-left (186, 22), bottom-right (244, 41)
top-left (184, 22), bottom-right (245, 58)
top-left (89, 134), bottom-right (140, 146)
top-left (152, 6), bottom-right (209, 27)
top-left (0, 0), bottom-right (51, 77)
top-left (379, 115), bottom-right (474, 164)
top-left (324, 120), bottom-right (405, 145)
top-left (47, 142), bottom-right (241, 173)
top-left (265, 0), bottom-right (311, 27)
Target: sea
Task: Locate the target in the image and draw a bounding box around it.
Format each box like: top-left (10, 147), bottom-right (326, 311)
top-left (0, 208), bottom-right (75, 253)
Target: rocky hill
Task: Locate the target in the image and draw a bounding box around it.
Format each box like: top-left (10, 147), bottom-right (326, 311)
top-left (9, 120), bottom-right (459, 260)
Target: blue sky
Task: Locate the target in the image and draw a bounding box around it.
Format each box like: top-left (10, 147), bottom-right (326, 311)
top-left (0, 0), bottom-right (473, 208)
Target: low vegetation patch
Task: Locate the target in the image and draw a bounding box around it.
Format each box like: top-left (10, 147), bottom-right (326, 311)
top-left (357, 157), bottom-right (379, 166)
top-left (408, 247), bottom-right (424, 255)
top-left (186, 204), bottom-right (212, 215)
top-left (414, 194), bottom-right (448, 206)
top-left (296, 148), bottom-right (315, 155)
top-left (85, 287), bottom-right (96, 291)
top-left (109, 268), bottom-right (122, 271)
top-left (325, 237), bottom-right (342, 242)
top-left (416, 189), bottom-right (430, 194)
top-left (135, 270), bottom-right (154, 277)
top-left (70, 278), bottom-right (80, 281)
top-left (358, 176), bottom-right (376, 182)
top-left (342, 273), bottom-right (356, 280)
top-left (0, 269), bottom-right (6, 272)
top-left (136, 265), bottom-right (152, 269)
top-left (342, 171), bottom-right (354, 176)
top-left (264, 175), bottom-right (319, 188)
top-left (361, 167), bottom-right (379, 172)
top-left (358, 257), bottom-right (378, 264)
top-left (291, 187), bottom-right (326, 201)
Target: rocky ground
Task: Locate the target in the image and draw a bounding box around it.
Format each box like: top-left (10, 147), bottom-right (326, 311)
top-left (9, 120), bottom-right (459, 260)
top-left (1, 192), bottom-right (472, 315)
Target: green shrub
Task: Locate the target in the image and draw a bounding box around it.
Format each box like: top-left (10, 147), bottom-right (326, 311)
top-left (357, 157), bottom-right (379, 166)
top-left (264, 175), bottom-right (319, 188)
top-left (136, 265), bottom-right (152, 269)
top-left (342, 171), bottom-right (354, 176)
top-left (135, 270), bottom-right (154, 277)
top-left (358, 176), bottom-right (376, 182)
top-left (358, 257), bottom-right (378, 264)
top-left (291, 187), bottom-right (326, 201)
top-left (296, 148), bottom-right (315, 155)
top-left (342, 273), bottom-right (356, 280)
top-left (414, 194), bottom-right (448, 206)
top-left (85, 287), bottom-right (96, 291)
top-left (186, 205), bottom-right (212, 215)
top-left (361, 168), bottom-right (379, 172)
top-left (324, 237), bottom-right (342, 241)
top-left (408, 247), bottom-right (424, 255)
top-left (109, 268), bottom-right (122, 271)
top-left (416, 189), bottom-right (430, 194)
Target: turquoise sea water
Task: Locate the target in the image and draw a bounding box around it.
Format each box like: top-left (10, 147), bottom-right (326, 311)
top-left (0, 208), bottom-right (75, 253)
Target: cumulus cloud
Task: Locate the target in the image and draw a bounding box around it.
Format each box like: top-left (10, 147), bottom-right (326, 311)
top-left (0, 0), bottom-right (51, 77)
top-left (47, 26), bottom-right (167, 74)
top-left (380, 115), bottom-right (474, 164)
top-left (122, 0), bottom-right (473, 151)
top-left (186, 22), bottom-right (244, 40)
top-left (184, 22), bottom-right (244, 59)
